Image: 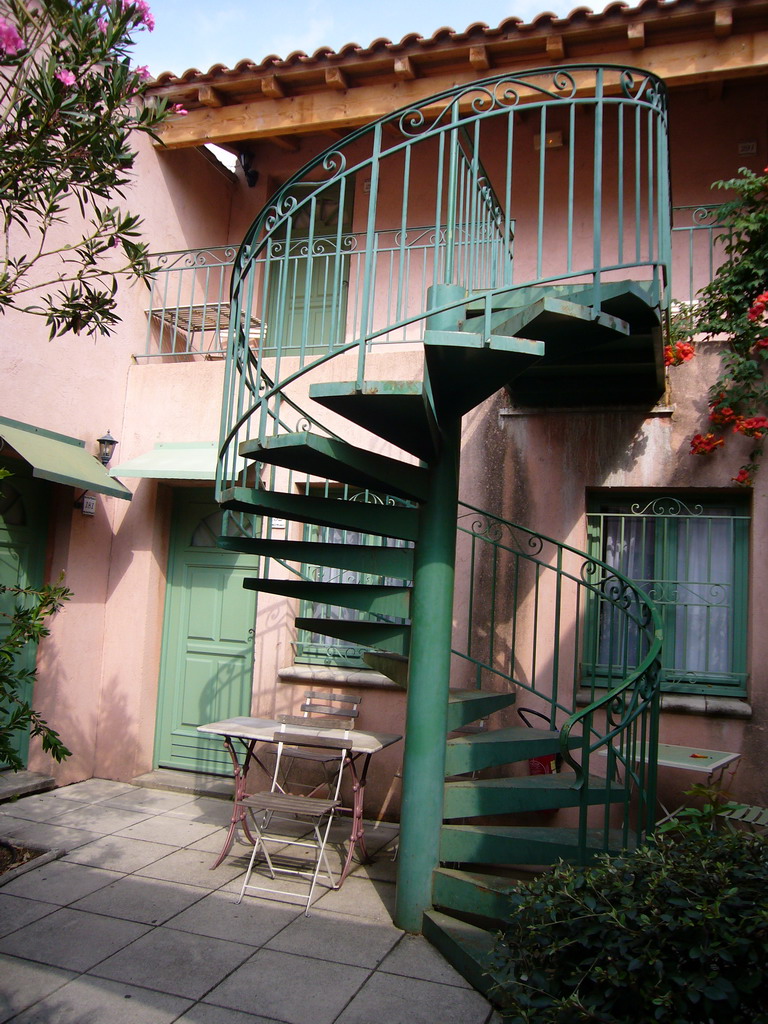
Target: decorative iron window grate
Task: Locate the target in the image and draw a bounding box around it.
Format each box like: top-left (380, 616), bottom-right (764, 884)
top-left (586, 494), bottom-right (749, 696)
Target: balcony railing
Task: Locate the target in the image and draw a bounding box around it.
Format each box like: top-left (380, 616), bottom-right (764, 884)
top-left (141, 204), bottom-right (725, 363)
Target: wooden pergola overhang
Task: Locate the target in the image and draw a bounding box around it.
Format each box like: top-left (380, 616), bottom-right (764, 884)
top-left (146, 0), bottom-right (768, 154)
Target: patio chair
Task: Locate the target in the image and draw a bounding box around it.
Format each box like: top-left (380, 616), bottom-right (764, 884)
top-left (276, 691), bottom-right (361, 795)
top-left (237, 731), bottom-right (350, 913)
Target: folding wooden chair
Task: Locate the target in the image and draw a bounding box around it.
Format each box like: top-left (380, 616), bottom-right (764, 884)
top-left (276, 691), bottom-right (361, 795)
top-left (237, 731), bottom-right (350, 914)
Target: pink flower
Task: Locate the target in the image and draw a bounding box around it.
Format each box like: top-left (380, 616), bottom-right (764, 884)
top-left (171, 103), bottom-right (188, 115)
top-left (121, 0), bottom-right (155, 31)
top-left (55, 68), bottom-right (76, 87)
top-left (0, 16), bottom-right (23, 55)
top-left (134, 65), bottom-right (151, 80)
top-left (97, 17), bottom-right (108, 33)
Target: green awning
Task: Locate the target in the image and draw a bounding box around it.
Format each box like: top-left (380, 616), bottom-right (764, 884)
top-left (0, 416), bottom-right (132, 500)
top-left (109, 442), bottom-right (220, 481)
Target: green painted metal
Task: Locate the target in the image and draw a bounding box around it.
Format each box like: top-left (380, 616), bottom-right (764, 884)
top-left (218, 536), bottom-right (414, 578)
top-left (444, 727), bottom-right (570, 776)
top-left (222, 486), bottom-right (420, 541)
top-left (360, 650), bottom-right (409, 687)
top-left (309, 381), bottom-right (438, 462)
top-left (296, 618), bottom-right (410, 654)
top-left (431, 868), bottom-right (518, 923)
top-left (242, 579), bottom-right (411, 618)
top-left (443, 774), bottom-right (624, 818)
top-left (445, 689), bottom-right (518, 731)
top-left (395, 415), bottom-right (461, 934)
top-left (439, 824), bottom-right (631, 865)
top-left (239, 432), bottom-right (429, 502)
top-left (422, 910), bottom-right (499, 997)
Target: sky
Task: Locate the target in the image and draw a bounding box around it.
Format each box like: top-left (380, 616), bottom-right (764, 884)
top-left (131, 0), bottom-right (603, 77)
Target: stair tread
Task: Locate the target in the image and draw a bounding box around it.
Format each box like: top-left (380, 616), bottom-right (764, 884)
top-left (218, 537), bottom-right (414, 578)
top-left (309, 381), bottom-right (437, 462)
top-left (447, 726), bottom-right (561, 746)
top-left (239, 431), bottom-right (429, 502)
top-left (243, 578), bottom-right (411, 617)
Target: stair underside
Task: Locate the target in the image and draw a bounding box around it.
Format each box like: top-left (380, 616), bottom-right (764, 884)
top-left (238, 431), bottom-right (429, 503)
top-left (221, 487), bottom-right (419, 541)
top-left (296, 617), bottom-right (410, 654)
top-left (361, 650), bottom-right (409, 686)
top-left (217, 536), bottom-right (414, 578)
top-left (422, 910), bottom-right (500, 999)
top-left (446, 689), bottom-right (517, 731)
top-left (242, 578), bottom-right (410, 617)
top-left (309, 381), bottom-right (437, 462)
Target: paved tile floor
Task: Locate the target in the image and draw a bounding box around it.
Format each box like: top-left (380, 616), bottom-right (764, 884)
top-left (0, 779), bottom-right (499, 1023)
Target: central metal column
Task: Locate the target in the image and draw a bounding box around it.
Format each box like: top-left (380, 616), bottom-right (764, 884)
top-left (395, 282), bottom-right (463, 933)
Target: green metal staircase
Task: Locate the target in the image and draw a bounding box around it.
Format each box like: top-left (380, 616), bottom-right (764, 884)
top-left (216, 63), bottom-right (667, 996)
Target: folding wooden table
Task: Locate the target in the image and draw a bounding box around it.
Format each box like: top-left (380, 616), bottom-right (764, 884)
top-left (198, 716), bottom-right (402, 884)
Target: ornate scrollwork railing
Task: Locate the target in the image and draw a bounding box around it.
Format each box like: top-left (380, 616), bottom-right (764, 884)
top-left (455, 501), bottom-right (663, 856)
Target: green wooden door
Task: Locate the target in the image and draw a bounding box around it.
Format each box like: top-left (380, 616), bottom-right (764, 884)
top-left (0, 469), bottom-right (48, 769)
top-left (154, 489), bottom-right (259, 774)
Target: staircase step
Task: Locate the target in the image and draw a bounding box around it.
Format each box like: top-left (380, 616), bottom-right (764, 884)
top-left (445, 727), bottom-right (577, 775)
top-left (423, 331), bottom-right (544, 417)
top-left (432, 867), bottom-right (519, 922)
top-left (440, 824), bottom-right (628, 865)
top-left (422, 910), bottom-right (499, 998)
top-left (491, 296), bottom-right (629, 344)
top-left (239, 432), bottom-right (429, 503)
top-left (309, 381), bottom-right (438, 462)
top-left (221, 487), bottom-right (420, 541)
top-left (443, 773), bottom-right (623, 818)
top-left (446, 689), bottom-right (517, 731)
top-left (466, 278), bottom-right (658, 323)
top-left (295, 618), bottom-right (410, 654)
top-left (242, 579), bottom-right (411, 617)
top-left (217, 537), bottom-right (414, 579)
top-left (361, 650), bottom-right (409, 687)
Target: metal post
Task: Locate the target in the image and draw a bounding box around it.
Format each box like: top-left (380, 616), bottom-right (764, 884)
top-left (395, 409), bottom-right (461, 933)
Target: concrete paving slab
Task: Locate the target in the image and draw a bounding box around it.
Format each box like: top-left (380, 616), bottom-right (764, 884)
top-left (62, 833), bottom-right (173, 873)
top-left (0, 953), bottom-right (74, 1023)
top-left (54, 779), bottom-right (136, 803)
top-left (0, 907), bottom-right (149, 972)
top-left (101, 788), bottom-right (198, 814)
top-left (72, 874), bottom-right (207, 925)
top-left (90, 926), bottom-right (254, 1001)
top-left (264, 906), bottom-right (401, 968)
top-left (0, 792), bottom-right (84, 823)
top-left (165, 889), bottom-right (302, 946)
top-left (335, 970), bottom-right (494, 1024)
top-left (0, 894), bottom-right (58, 939)
top-left (175, 1004), bottom-right (283, 1024)
top-left (6, 974), bottom-right (192, 1024)
top-left (165, 796), bottom-right (235, 826)
top-left (135, 846), bottom-right (245, 889)
top-left (114, 815), bottom-right (221, 848)
top-left (0, 860), bottom-right (121, 906)
top-left (50, 803), bottom-right (154, 835)
top-left (0, 819), bottom-right (102, 852)
top-left (203, 948), bottom-right (369, 1024)
top-left (379, 933), bottom-right (475, 987)
top-left (313, 875), bottom-right (397, 924)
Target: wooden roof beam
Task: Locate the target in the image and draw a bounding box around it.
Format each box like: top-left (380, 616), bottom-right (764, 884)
top-left (468, 45), bottom-right (491, 71)
top-left (325, 67), bottom-right (348, 90)
top-left (546, 35), bottom-right (565, 61)
top-left (394, 56), bottom-right (417, 80)
top-left (262, 75), bottom-right (285, 99)
top-left (156, 32), bottom-right (768, 150)
top-left (627, 23), bottom-right (645, 49)
top-left (198, 85), bottom-right (226, 107)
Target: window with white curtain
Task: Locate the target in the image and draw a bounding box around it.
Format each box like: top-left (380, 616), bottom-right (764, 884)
top-left (586, 494), bottom-right (749, 696)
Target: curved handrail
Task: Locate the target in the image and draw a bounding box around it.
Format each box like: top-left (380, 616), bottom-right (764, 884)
top-left (218, 63), bottom-right (671, 495)
top-left (455, 500), bottom-right (663, 851)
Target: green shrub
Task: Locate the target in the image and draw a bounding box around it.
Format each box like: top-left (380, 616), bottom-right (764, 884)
top-left (490, 829), bottom-right (768, 1024)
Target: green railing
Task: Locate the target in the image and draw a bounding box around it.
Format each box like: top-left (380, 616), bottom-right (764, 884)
top-left (218, 64), bottom-right (670, 493)
top-left (455, 502), bottom-right (663, 854)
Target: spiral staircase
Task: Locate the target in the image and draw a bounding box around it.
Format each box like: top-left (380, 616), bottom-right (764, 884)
top-left (216, 65), bottom-right (666, 996)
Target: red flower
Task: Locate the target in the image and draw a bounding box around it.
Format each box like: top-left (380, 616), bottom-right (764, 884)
top-left (734, 415), bottom-right (768, 439)
top-left (709, 405), bottom-right (736, 426)
top-left (754, 338), bottom-right (768, 351)
top-left (690, 433), bottom-right (725, 455)
top-left (664, 341), bottom-right (695, 366)
top-left (733, 468), bottom-right (752, 486)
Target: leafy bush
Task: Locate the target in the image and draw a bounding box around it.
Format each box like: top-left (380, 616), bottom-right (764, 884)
top-left (490, 829), bottom-right (768, 1023)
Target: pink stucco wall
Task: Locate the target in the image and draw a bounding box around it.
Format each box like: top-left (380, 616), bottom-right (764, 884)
top-left (3, 74), bottom-right (765, 825)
